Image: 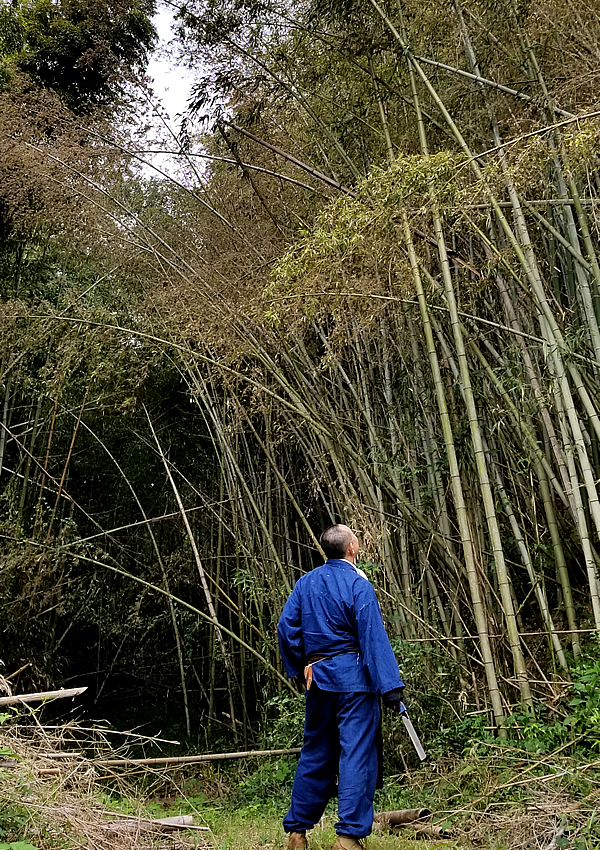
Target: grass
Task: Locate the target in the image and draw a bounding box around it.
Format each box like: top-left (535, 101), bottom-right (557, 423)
top-left (143, 749), bottom-right (600, 850)
top-left (197, 814), bottom-right (455, 850)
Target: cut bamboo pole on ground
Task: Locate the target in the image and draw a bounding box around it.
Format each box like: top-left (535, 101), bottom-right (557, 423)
top-left (373, 808), bottom-right (451, 838)
top-left (373, 809), bottom-right (431, 826)
top-left (101, 815), bottom-right (209, 833)
top-left (0, 688), bottom-right (87, 706)
top-left (40, 746), bottom-right (302, 768)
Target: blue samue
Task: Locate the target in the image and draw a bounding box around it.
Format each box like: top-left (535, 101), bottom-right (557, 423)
top-left (277, 557), bottom-right (404, 839)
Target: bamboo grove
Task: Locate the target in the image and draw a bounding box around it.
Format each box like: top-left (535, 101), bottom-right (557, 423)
top-left (2, 0), bottom-right (600, 744)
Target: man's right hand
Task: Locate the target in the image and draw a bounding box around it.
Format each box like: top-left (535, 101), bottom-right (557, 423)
top-left (382, 687), bottom-right (406, 712)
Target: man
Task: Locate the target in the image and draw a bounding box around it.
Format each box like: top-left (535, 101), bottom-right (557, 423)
top-left (277, 524), bottom-right (405, 850)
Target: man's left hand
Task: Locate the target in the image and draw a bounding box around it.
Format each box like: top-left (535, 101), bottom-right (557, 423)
top-left (382, 687), bottom-right (405, 712)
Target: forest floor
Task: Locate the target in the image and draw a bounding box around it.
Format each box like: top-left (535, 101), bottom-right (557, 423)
top-left (1, 727), bottom-right (599, 850)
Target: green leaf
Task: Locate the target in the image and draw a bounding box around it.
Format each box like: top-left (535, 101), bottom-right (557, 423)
top-left (458, 764), bottom-right (476, 776)
top-left (0, 843), bottom-right (39, 850)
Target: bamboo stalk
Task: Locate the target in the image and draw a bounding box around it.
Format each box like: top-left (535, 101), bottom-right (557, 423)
top-left (74, 417), bottom-right (193, 736)
top-left (17, 395), bottom-right (43, 527)
top-left (145, 405), bottom-right (239, 740)
top-left (410, 54), bottom-right (573, 117)
top-left (401, 210), bottom-right (505, 730)
top-left (486, 438), bottom-right (567, 670)
top-left (0, 373), bottom-right (12, 475)
top-left (399, 9), bottom-right (533, 707)
top-left (226, 122), bottom-right (355, 196)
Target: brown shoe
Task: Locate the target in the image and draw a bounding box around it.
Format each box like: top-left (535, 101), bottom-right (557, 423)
top-left (287, 832), bottom-right (308, 850)
top-left (331, 836), bottom-right (365, 850)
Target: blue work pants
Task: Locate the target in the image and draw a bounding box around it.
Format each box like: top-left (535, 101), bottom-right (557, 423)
top-left (283, 686), bottom-right (380, 837)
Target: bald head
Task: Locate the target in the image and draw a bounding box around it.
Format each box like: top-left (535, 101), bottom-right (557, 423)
top-left (320, 524), bottom-right (358, 561)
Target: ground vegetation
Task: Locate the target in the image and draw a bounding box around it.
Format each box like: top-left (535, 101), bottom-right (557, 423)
top-left (3, 715), bottom-right (600, 849)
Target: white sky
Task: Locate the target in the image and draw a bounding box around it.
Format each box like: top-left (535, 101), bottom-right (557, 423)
top-left (146, 3), bottom-right (195, 123)
top-left (137, 3), bottom-right (199, 179)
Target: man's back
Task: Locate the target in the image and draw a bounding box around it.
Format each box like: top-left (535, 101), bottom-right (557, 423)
top-left (296, 560), bottom-right (370, 653)
top-left (277, 558), bottom-right (401, 694)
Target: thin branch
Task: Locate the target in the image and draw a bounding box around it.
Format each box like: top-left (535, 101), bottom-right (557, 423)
top-left (412, 54), bottom-right (574, 118)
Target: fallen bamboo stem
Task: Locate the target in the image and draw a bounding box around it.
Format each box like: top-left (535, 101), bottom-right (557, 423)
top-left (374, 809), bottom-right (432, 825)
top-left (100, 810), bottom-right (207, 827)
top-left (38, 752), bottom-right (85, 758)
top-left (97, 746), bottom-right (302, 767)
top-left (396, 823), bottom-right (451, 838)
top-left (33, 726), bottom-right (180, 744)
top-left (0, 688), bottom-right (87, 706)
top-left (373, 808), bottom-right (451, 838)
top-left (101, 814), bottom-right (209, 833)
top-left (42, 746), bottom-right (302, 768)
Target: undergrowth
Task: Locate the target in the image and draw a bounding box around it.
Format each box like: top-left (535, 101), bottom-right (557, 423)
top-left (2, 654), bottom-right (600, 850)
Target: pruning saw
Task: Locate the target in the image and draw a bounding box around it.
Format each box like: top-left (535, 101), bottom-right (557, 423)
top-left (399, 702), bottom-right (427, 761)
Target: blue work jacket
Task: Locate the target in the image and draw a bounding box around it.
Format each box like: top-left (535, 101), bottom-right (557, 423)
top-left (277, 559), bottom-right (403, 694)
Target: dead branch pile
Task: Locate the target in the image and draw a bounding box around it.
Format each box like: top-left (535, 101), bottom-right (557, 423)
top-left (0, 724), bottom-right (212, 850)
top-left (460, 792), bottom-right (598, 850)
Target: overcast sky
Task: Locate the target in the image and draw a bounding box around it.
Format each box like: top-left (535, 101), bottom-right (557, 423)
top-left (139, 2), bottom-right (198, 178)
top-left (146, 2), bottom-right (195, 126)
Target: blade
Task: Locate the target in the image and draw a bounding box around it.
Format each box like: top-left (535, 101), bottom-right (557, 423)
top-left (400, 708), bottom-right (427, 761)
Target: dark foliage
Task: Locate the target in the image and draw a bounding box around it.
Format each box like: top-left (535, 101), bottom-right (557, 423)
top-left (1, 0), bottom-right (156, 110)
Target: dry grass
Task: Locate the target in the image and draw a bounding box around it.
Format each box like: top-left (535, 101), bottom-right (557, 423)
top-left (0, 724), bottom-right (211, 850)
